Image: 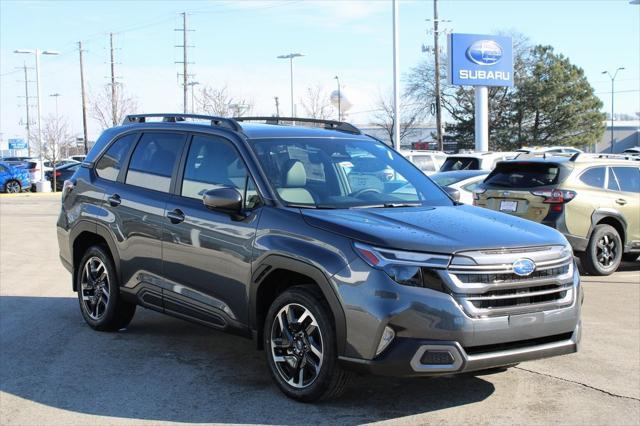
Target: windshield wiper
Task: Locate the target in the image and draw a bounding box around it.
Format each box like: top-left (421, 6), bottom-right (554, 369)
top-left (352, 202), bottom-right (422, 209)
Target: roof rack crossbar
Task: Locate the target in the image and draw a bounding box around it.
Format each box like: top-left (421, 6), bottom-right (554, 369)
top-left (234, 116), bottom-right (362, 135)
top-left (122, 113), bottom-right (242, 132)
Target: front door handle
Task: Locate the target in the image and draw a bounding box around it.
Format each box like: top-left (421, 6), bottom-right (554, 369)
top-left (616, 198), bottom-right (627, 206)
top-left (166, 208), bottom-right (185, 224)
top-left (108, 194), bottom-right (121, 207)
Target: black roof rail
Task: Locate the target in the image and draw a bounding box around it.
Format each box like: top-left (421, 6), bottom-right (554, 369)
top-left (234, 116), bottom-right (362, 135)
top-left (122, 113), bottom-right (242, 132)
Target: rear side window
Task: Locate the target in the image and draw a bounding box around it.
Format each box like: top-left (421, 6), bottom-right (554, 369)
top-left (485, 162), bottom-right (561, 188)
top-left (440, 157), bottom-right (480, 171)
top-left (96, 134), bottom-right (137, 181)
top-left (611, 167), bottom-right (640, 193)
top-left (579, 167), bottom-right (605, 189)
top-left (412, 155), bottom-right (436, 172)
top-left (125, 132), bottom-right (185, 192)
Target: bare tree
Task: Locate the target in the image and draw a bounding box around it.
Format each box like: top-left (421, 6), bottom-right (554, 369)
top-left (90, 84), bottom-right (138, 129)
top-left (370, 91), bottom-right (428, 147)
top-left (299, 84), bottom-right (336, 120)
top-left (41, 114), bottom-right (73, 191)
top-left (197, 85), bottom-right (254, 117)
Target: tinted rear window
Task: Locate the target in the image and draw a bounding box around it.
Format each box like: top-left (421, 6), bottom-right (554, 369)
top-left (440, 157), bottom-right (480, 171)
top-left (485, 162), bottom-right (563, 188)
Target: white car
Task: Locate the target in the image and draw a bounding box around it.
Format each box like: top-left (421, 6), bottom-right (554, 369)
top-left (399, 150), bottom-right (447, 175)
top-left (440, 151), bottom-right (517, 172)
top-left (430, 170), bottom-right (489, 204)
top-left (517, 146), bottom-right (583, 155)
top-left (67, 154), bottom-right (87, 162)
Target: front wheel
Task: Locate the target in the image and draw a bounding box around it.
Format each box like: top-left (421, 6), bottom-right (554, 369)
top-left (77, 245), bottom-right (136, 331)
top-left (581, 224), bottom-right (622, 276)
top-left (264, 286), bottom-right (351, 402)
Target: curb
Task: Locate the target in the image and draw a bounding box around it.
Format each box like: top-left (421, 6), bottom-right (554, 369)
top-left (0, 192), bottom-right (62, 198)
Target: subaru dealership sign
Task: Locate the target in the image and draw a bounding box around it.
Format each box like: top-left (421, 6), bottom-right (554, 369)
top-left (8, 139), bottom-right (27, 150)
top-left (447, 33), bottom-right (513, 87)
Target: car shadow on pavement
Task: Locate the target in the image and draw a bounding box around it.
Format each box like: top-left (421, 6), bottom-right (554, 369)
top-left (0, 296), bottom-right (495, 424)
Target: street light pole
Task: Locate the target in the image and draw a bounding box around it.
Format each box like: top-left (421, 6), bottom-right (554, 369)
top-left (602, 67), bottom-right (625, 153)
top-left (277, 53), bottom-right (304, 117)
top-left (334, 76), bottom-right (341, 121)
top-left (15, 48), bottom-right (59, 191)
top-left (187, 81), bottom-right (199, 113)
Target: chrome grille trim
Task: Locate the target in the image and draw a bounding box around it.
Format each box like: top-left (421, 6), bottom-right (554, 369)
top-left (442, 245), bottom-right (577, 317)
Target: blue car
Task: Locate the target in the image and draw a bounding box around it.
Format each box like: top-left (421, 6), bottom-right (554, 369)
top-left (0, 161), bottom-right (31, 193)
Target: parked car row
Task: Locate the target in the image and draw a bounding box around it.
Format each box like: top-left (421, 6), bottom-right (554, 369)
top-left (0, 155), bottom-right (86, 192)
top-left (0, 161), bottom-right (31, 193)
top-left (400, 148), bottom-right (639, 275)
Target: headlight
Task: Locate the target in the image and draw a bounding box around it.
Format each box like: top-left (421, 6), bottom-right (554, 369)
top-left (354, 242), bottom-right (449, 291)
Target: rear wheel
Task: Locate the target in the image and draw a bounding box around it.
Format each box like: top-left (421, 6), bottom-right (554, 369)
top-left (581, 224), bottom-right (622, 276)
top-left (77, 245), bottom-right (136, 331)
top-left (4, 180), bottom-right (21, 193)
top-left (264, 286), bottom-right (351, 402)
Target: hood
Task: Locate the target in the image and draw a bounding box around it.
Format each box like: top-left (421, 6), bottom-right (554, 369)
top-left (301, 205), bottom-right (567, 254)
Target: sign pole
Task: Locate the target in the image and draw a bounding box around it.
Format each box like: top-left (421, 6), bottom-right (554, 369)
top-left (474, 86), bottom-right (489, 152)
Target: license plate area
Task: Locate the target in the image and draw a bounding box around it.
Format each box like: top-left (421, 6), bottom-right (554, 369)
top-left (500, 200), bottom-right (518, 212)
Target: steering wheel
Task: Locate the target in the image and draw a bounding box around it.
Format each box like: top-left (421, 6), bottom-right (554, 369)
top-left (350, 188), bottom-right (382, 198)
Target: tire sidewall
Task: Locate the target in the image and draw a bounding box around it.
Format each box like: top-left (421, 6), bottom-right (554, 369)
top-left (263, 287), bottom-right (338, 402)
top-left (76, 245), bottom-right (121, 330)
top-left (587, 225), bottom-right (622, 275)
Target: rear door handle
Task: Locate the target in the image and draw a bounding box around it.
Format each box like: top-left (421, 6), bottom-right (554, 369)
top-left (108, 194), bottom-right (121, 207)
top-left (166, 208), bottom-right (185, 224)
top-left (616, 198), bottom-right (627, 205)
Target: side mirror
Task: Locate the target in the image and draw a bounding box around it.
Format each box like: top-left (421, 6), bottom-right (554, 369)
top-left (443, 186), bottom-right (461, 203)
top-left (203, 187), bottom-right (242, 214)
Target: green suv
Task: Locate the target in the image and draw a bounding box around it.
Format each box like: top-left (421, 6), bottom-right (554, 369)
top-left (475, 154), bottom-right (640, 275)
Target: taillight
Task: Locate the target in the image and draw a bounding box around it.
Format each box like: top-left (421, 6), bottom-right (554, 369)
top-left (55, 171), bottom-right (62, 177)
top-left (531, 189), bottom-right (576, 212)
top-left (473, 188), bottom-right (487, 202)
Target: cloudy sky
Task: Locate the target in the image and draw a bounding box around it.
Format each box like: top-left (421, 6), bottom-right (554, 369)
top-left (1, 0), bottom-right (638, 143)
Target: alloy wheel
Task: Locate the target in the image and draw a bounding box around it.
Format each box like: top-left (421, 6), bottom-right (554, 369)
top-left (596, 233), bottom-right (617, 268)
top-left (6, 181), bottom-right (20, 193)
top-left (80, 257), bottom-right (110, 320)
top-left (270, 303), bottom-right (323, 389)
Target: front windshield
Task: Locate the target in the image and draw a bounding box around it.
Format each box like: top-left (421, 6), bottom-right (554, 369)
top-left (250, 137), bottom-right (452, 208)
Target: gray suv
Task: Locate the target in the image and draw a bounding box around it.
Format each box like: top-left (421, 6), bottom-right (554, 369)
top-left (57, 114), bottom-right (582, 402)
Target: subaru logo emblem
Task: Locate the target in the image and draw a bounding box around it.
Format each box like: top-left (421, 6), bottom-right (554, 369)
top-left (466, 40), bottom-right (503, 65)
top-left (513, 258), bottom-right (536, 276)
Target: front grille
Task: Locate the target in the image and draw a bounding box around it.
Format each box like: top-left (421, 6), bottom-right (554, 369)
top-left (443, 245), bottom-right (576, 317)
top-left (455, 264), bottom-right (570, 284)
top-left (468, 284), bottom-right (570, 310)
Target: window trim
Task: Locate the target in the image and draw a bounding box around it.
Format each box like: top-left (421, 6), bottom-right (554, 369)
top-left (174, 132), bottom-right (264, 210)
top-left (577, 166), bottom-right (607, 189)
top-left (120, 130), bottom-right (188, 194)
top-left (94, 132), bottom-right (141, 183)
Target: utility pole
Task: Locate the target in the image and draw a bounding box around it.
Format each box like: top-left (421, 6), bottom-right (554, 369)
top-left (175, 12), bottom-right (194, 114)
top-left (109, 33), bottom-right (117, 127)
top-left (334, 76), bottom-right (341, 121)
top-left (392, 0), bottom-right (400, 150)
top-left (20, 63), bottom-right (34, 156)
top-left (433, 0), bottom-right (443, 151)
top-left (78, 41), bottom-right (89, 154)
top-left (274, 96), bottom-right (280, 117)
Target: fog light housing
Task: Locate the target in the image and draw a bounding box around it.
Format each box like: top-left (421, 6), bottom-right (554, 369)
top-left (375, 326), bottom-right (395, 356)
top-left (420, 350), bottom-right (455, 365)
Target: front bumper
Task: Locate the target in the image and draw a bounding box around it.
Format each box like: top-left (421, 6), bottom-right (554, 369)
top-left (340, 322), bottom-right (580, 377)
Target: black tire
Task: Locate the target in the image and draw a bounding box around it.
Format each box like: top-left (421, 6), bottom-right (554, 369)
top-left (4, 179), bottom-right (21, 194)
top-left (76, 245), bottom-right (136, 331)
top-left (264, 286), bottom-right (352, 402)
top-left (581, 224), bottom-right (622, 276)
top-left (622, 253), bottom-right (639, 262)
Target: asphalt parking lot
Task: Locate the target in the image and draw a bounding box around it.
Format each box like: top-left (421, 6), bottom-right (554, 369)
top-left (0, 193), bottom-right (638, 425)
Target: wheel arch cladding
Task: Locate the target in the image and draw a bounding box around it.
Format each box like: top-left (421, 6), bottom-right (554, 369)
top-left (251, 255), bottom-right (347, 355)
top-left (71, 226), bottom-right (120, 291)
top-left (592, 211), bottom-right (627, 245)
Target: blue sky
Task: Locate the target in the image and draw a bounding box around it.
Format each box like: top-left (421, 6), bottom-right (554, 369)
top-left (1, 0), bottom-right (639, 142)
